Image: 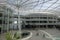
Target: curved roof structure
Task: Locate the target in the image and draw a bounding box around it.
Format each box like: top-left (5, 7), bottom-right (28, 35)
top-left (7, 0), bottom-right (60, 11)
top-left (24, 12), bottom-right (57, 17)
top-left (0, 0), bottom-right (60, 16)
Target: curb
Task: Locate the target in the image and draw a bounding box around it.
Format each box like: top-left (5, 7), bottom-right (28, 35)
top-left (21, 32), bottom-right (32, 40)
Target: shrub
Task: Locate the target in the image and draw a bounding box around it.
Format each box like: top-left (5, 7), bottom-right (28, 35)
top-left (14, 32), bottom-right (21, 39)
top-left (5, 32), bottom-right (13, 40)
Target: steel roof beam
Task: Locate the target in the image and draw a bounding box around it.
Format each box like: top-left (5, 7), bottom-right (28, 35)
top-left (33, 0), bottom-right (52, 9)
top-left (52, 5), bottom-right (60, 10)
top-left (44, 0), bottom-right (59, 11)
top-left (28, 0), bottom-right (52, 9)
top-left (21, 0), bottom-right (30, 5)
top-left (22, 0), bottom-right (39, 6)
top-left (39, 0), bottom-right (45, 11)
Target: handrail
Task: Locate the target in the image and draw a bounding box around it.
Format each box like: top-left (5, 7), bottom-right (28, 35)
top-left (40, 30), bottom-right (55, 40)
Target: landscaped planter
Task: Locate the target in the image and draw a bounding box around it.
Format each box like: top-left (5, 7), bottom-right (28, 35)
top-left (5, 31), bottom-right (32, 40)
top-left (13, 32), bottom-right (30, 40)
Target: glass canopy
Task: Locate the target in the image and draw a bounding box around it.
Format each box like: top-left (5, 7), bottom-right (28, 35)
top-left (0, 0), bottom-right (60, 15)
top-left (7, 0), bottom-right (60, 11)
top-left (5, 0), bottom-right (60, 16)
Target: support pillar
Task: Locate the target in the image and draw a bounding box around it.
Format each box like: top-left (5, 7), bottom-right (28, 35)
top-left (7, 8), bottom-right (9, 32)
top-left (46, 25), bottom-right (48, 29)
top-left (1, 13), bottom-right (4, 33)
top-left (53, 25), bottom-right (56, 29)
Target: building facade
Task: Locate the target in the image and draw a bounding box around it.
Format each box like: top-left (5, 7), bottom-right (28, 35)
top-left (21, 13), bottom-right (60, 29)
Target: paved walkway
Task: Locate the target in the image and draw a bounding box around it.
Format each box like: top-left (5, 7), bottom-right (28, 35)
top-left (1, 29), bottom-right (60, 40)
top-left (44, 29), bottom-right (60, 37)
top-left (0, 33), bottom-right (6, 40)
top-left (28, 30), bottom-right (50, 40)
top-left (0, 30), bottom-right (50, 40)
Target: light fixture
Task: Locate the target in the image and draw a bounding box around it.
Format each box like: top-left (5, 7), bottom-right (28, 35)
top-left (14, 21), bottom-right (17, 24)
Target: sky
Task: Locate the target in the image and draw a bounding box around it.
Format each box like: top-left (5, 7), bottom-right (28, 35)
top-left (0, 0), bottom-right (60, 16)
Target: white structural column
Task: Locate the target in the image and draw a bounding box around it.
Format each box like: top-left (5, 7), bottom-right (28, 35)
top-left (12, 11), bottom-right (13, 30)
top-left (17, 0), bottom-right (22, 39)
top-left (2, 12), bottom-right (4, 33)
top-left (7, 8), bottom-right (9, 32)
top-left (17, 4), bottom-right (21, 40)
top-left (4, 14), bottom-right (6, 31)
top-left (55, 16), bottom-right (57, 29)
top-left (53, 16), bottom-right (55, 29)
top-left (18, 10), bottom-right (21, 32)
top-left (17, 0), bottom-right (21, 32)
top-left (46, 14), bottom-right (48, 28)
top-left (1, 8), bottom-right (5, 33)
top-left (39, 16), bottom-right (40, 28)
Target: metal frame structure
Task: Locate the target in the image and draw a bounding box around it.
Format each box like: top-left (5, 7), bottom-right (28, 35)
top-left (0, 0), bottom-right (60, 34)
top-left (5, 0), bottom-right (60, 12)
top-left (44, 0), bottom-right (59, 11)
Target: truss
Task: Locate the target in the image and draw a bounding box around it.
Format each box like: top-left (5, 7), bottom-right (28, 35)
top-left (7, 0), bottom-right (60, 12)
